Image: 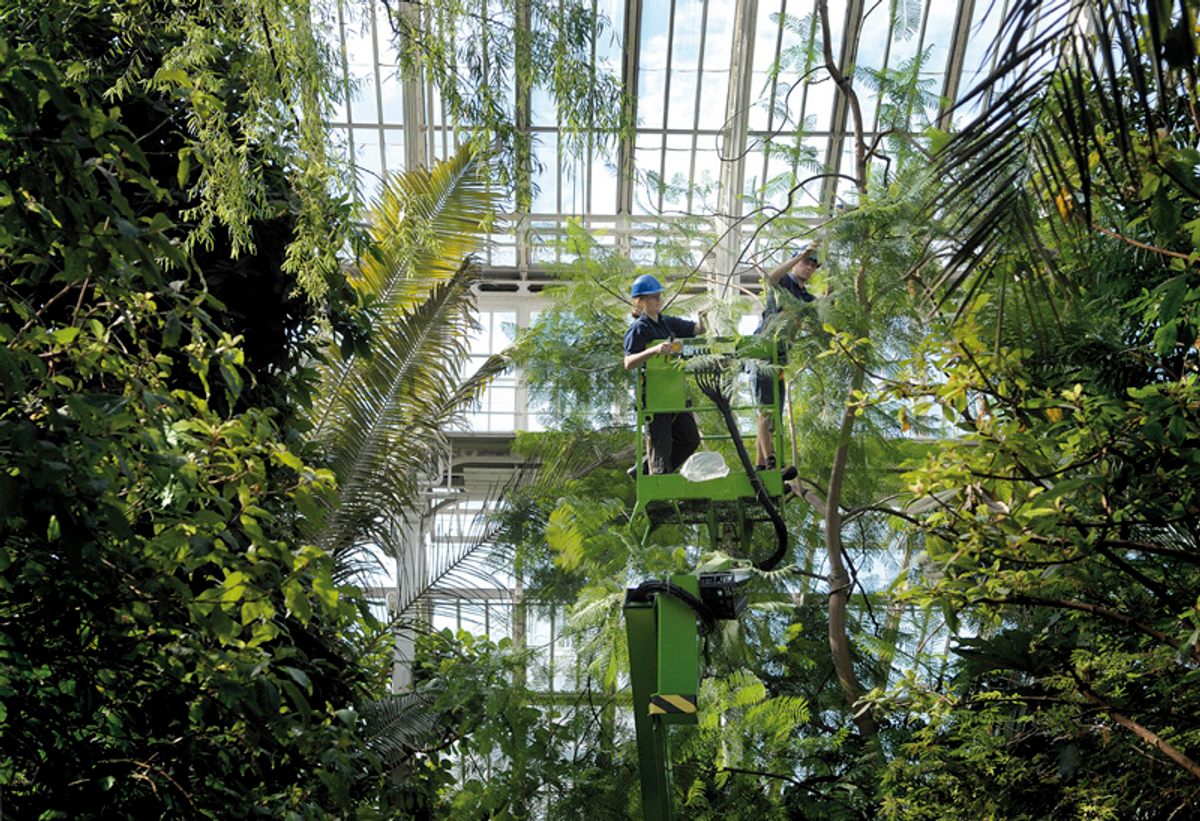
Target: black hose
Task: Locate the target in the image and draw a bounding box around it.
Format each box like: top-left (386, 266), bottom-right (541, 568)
top-left (627, 580), bottom-right (718, 635)
top-left (693, 364), bottom-right (789, 571)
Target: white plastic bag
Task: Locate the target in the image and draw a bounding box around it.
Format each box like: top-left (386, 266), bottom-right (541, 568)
top-left (679, 451), bottom-right (729, 482)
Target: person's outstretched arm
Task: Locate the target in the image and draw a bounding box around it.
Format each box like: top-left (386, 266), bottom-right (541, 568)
top-left (766, 251), bottom-right (805, 285)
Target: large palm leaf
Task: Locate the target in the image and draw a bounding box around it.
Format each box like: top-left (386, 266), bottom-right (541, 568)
top-left (391, 475), bottom-right (529, 622)
top-left (309, 144), bottom-right (506, 558)
top-left (317, 261), bottom-right (509, 557)
top-left (357, 691), bottom-right (446, 768)
top-left (925, 0), bottom-right (1193, 320)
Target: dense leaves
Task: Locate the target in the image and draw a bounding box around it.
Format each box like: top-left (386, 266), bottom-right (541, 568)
top-left (880, 1), bottom-right (1200, 816)
top-left (0, 5), bottom-right (391, 816)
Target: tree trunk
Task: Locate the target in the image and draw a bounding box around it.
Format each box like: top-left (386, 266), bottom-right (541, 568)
top-left (824, 361), bottom-right (878, 737)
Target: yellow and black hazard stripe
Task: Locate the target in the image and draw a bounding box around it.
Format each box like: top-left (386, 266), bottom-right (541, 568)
top-left (648, 694), bottom-right (697, 716)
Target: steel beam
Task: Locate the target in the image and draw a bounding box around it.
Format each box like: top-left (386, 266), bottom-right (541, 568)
top-left (937, 0), bottom-right (978, 130)
top-left (394, 1), bottom-right (429, 170)
top-left (616, 0), bottom-right (643, 259)
top-left (714, 0), bottom-right (759, 294)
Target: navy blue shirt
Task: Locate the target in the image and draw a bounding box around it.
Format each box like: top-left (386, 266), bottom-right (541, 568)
top-left (755, 273), bottom-right (815, 334)
top-left (624, 313), bottom-right (698, 355)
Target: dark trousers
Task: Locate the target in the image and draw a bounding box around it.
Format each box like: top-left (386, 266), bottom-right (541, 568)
top-left (646, 411), bottom-right (700, 474)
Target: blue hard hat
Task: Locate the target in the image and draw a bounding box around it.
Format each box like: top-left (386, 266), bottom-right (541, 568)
top-left (630, 274), bottom-right (664, 297)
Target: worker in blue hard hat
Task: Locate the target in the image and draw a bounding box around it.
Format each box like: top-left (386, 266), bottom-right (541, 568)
top-left (752, 243), bottom-right (819, 471)
top-left (623, 274), bottom-right (708, 475)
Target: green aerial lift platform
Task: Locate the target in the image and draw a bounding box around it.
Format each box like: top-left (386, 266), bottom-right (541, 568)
top-left (630, 336), bottom-right (786, 538)
top-left (622, 336), bottom-right (792, 820)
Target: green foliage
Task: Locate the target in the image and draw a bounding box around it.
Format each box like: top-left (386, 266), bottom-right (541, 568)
top-left (858, 50), bottom-right (939, 175)
top-left (6, 0), bottom-right (349, 303)
top-left (308, 145), bottom-right (506, 559)
top-left (666, 669), bottom-right (810, 820)
top-left (882, 1), bottom-right (1200, 814)
top-left (886, 317), bottom-right (1200, 813)
top-left (370, 628), bottom-right (528, 816)
top-left (0, 17), bottom-right (392, 814)
top-left (388, 0), bottom-right (629, 205)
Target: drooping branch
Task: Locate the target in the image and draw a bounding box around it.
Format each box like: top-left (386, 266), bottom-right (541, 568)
top-left (977, 595), bottom-right (1199, 664)
top-left (1079, 684), bottom-right (1200, 782)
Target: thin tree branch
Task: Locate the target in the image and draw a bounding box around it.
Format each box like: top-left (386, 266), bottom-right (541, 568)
top-left (1078, 683), bottom-right (1200, 782)
top-left (1091, 222), bottom-right (1194, 262)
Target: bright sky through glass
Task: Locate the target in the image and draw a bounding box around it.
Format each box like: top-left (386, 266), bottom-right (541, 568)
top-left (330, 0), bottom-right (1002, 274)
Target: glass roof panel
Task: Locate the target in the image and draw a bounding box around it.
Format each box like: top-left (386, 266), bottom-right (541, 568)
top-left (748, 1), bottom-right (785, 133)
top-left (920, 7), bottom-right (958, 80)
top-left (379, 81), bottom-right (404, 125)
top-left (668, 69), bottom-right (700, 130)
top-left (633, 138), bottom-right (661, 215)
top-left (531, 85), bottom-right (557, 127)
top-left (592, 157), bottom-right (620, 214)
top-left (595, 0), bottom-right (625, 65)
top-left (531, 134), bottom-right (560, 214)
top-left (328, 0), bottom-right (996, 276)
top-left (961, 0), bottom-right (1005, 82)
top-left (340, 3), bottom-right (375, 69)
top-left (696, 72), bottom-right (729, 131)
top-left (804, 75), bottom-right (836, 130)
top-left (354, 130), bottom-right (383, 196)
top-left (855, 0), bottom-right (894, 128)
top-left (638, 1), bottom-right (671, 130)
top-left (383, 130), bottom-right (404, 175)
top-left (348, 66), bottom-right (377, 124)
top-left (691, 143), bottom-right (722, 211)
top-left (671, 0), bottom-right (705, 73)
top-left (663, 132), bottom-right (694, 213)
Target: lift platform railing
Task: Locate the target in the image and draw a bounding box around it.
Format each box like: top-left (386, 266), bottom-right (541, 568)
top-left (631, 335), bottom-right (788, 539)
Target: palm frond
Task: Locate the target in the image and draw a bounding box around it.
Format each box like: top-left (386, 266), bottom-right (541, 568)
top-left (309, 143), bottom-right (498, 442)
top-left (395, 469), bottom-right (532, 622)
top-left (926, 0), bottom-right (1185, 318)
top-left (512, 427), bottom-right (635, 491)
top-left (358, 691), bottom-right (446, 767)
top-left (306, 144), bottom-right (505, 557)
top-left (316, 259), bottom-right (495, 554)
